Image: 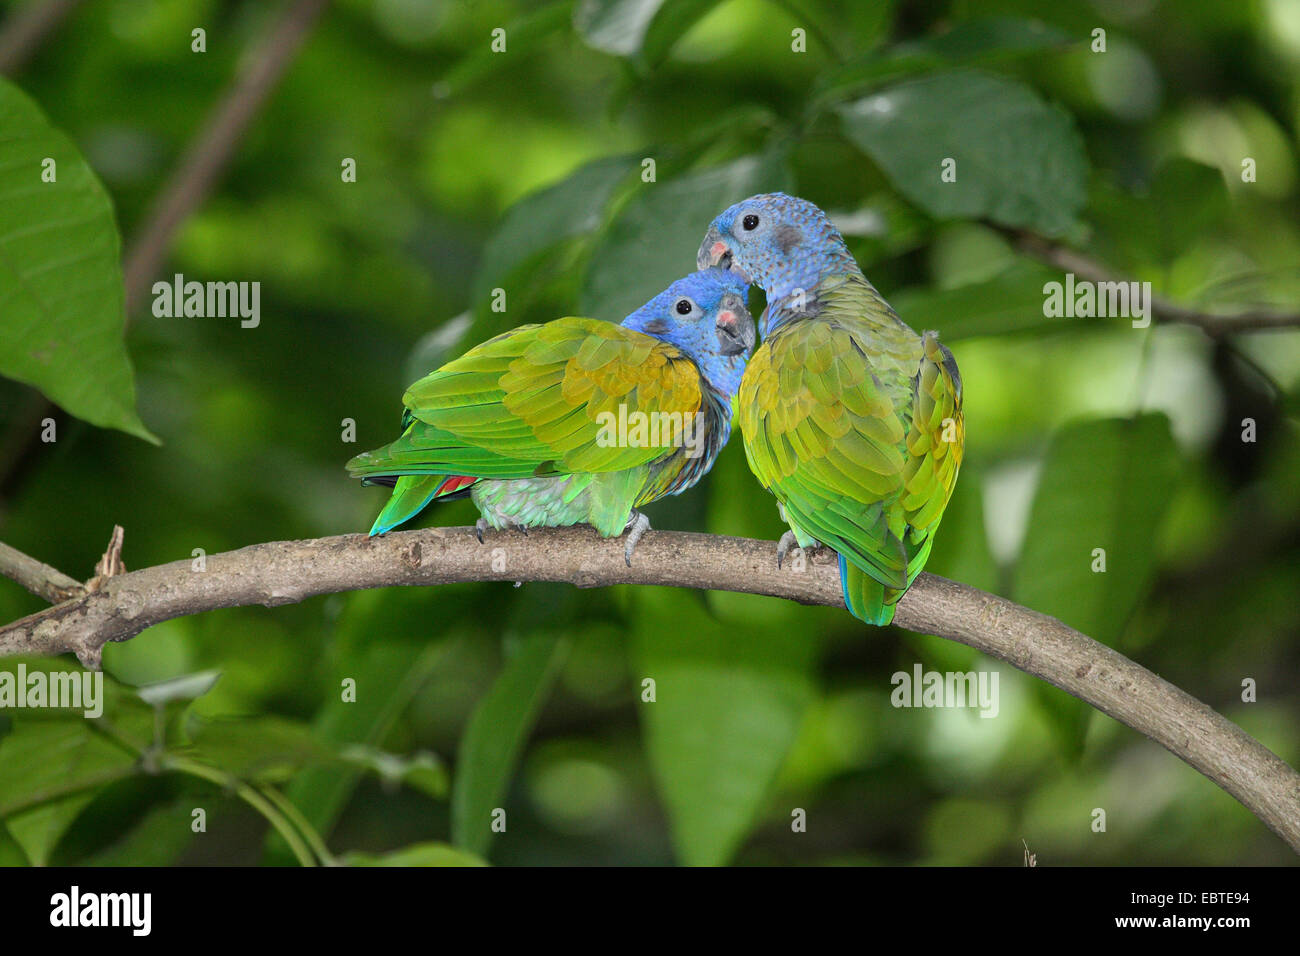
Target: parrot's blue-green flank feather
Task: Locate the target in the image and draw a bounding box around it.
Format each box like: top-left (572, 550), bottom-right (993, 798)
top-left (369, 474), bottom-right (460, 536)
top-left (839, 554), bottom-right (894, 626)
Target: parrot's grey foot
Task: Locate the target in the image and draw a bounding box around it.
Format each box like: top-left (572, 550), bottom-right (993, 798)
top-left (475, 518), bottom-right (490, 544)
top-left (776, 530), bottom-right (801, 569)
top-left (623, 511), bottom-right (651, 567)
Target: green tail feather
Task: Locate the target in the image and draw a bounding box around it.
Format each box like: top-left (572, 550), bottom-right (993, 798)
top-left (369, 474), bottom-right (452, 536)
top-left (839, 554), bottom-right (902, 626)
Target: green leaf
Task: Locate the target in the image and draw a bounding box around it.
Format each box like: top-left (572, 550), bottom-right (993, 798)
top-left (180, 714), bottom-right (329, 783)
top-left (638, 0), bottom-right (727, 67)
top-left (136, 669), bottom-right (221, 707)
top-left (0, 717), bottom-right (144, 865)
top-left (1013, 415), bottom-right (1181, 754)
top-left (264, 597), bottom-right (452, 865)
top-left (573, 0), bottom-right (669, 56)
top-left (451, 633), bottom-right (569, 857)
top-left (0, 79), bottom-right (156, 442)
top-left (80, 800), bottom-right (197, 867)
top-left (914, 16), bottom-right (1074, 60)
top-left (814, 17), bottom-right (1075, 107)
top-left (434, 2), bottom-right (571, 98)
top-left (634, 590), bottom-right (815, 866)
top-left (473, 154), bottom-right (639, 302)
top-left (889, 261), bottom-right (1072, 341)
top-left (837, 70), bottom-right (1088, 236)
top-left (0, 819), bottom-right (30, 865)
top-left (338, 745), bottom-right (448, 800)
top-left (580, 152), bottom-right (792, 321)
top-left (344, 841), bottom-right (487, 867)
top-left (1089, 158), bottom-right (1230, 272)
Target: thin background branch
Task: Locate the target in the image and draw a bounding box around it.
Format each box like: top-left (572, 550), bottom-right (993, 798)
top-left (0, 0), bottom-right (330, 499)
top-left (1005, 228), bottom-right (1300, 334)
top-left (0, 0), bottom-right (82, 75)
top-left (121, 0), bottom-right (330, 312)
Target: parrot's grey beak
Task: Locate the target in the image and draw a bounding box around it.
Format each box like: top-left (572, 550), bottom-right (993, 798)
top-left (715, 292), bottom-right (755, 357)
top-left (698, 227), bottom-right (744, 279)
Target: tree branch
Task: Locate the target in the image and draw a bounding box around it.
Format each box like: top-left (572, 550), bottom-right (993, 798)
top-left (0, 0), bottom-right (331, 501)
top-left (1007, 229), bottom-right (1300, 334)
top-left (121, 0), bottom-right (330, 313)
top-left (0, 0), bottom-right (83, 75)
top-left (1, 526), bottom-right (1297, 853)
top-left (0, 540), bottom-right (85, 603)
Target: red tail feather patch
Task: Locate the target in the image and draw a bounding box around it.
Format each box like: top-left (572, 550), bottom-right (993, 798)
top-left (438, 475), bottom-right (479, 496)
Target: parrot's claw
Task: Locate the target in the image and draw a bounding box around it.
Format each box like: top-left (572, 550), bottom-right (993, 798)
top-left (475, 518), bottom-right (490, 544)
top-left (623, 511), bottom-right (651, 567)
top-left (776, 530), bottom-right (801, 569)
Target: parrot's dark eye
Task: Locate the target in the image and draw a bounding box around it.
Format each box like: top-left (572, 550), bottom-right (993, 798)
top-left (741, 214), bottom-right (760, 231)
top-left (675, 298), bottom-right (693, 315)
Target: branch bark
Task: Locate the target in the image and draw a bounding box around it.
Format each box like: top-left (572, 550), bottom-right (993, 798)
top-left (121, 0), bottom-right (330, 313)
top-left (0, 540), bottom-right (85, 603)
top-left (1006, 229), bottom-right (1300, 334)
top-left (1, 526), bottom-right (1297, 853)
top-left (0, 0), bottom-right (83, 75)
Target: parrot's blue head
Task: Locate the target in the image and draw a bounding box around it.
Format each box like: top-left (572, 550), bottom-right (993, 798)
top-left (621, 268), bottom-right (755, 397)
top-left (697, 192), bottom-right (860, 328)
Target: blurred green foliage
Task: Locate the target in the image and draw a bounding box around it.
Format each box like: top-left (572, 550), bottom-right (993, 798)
top-left (1, 0), bottom-right (1299, 865)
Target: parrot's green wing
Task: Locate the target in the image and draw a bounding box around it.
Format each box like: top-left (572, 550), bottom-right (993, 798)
top-left (347, 317), bottom-right (703, 482)
top-left (738, 317), bottom-right (963, 623)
